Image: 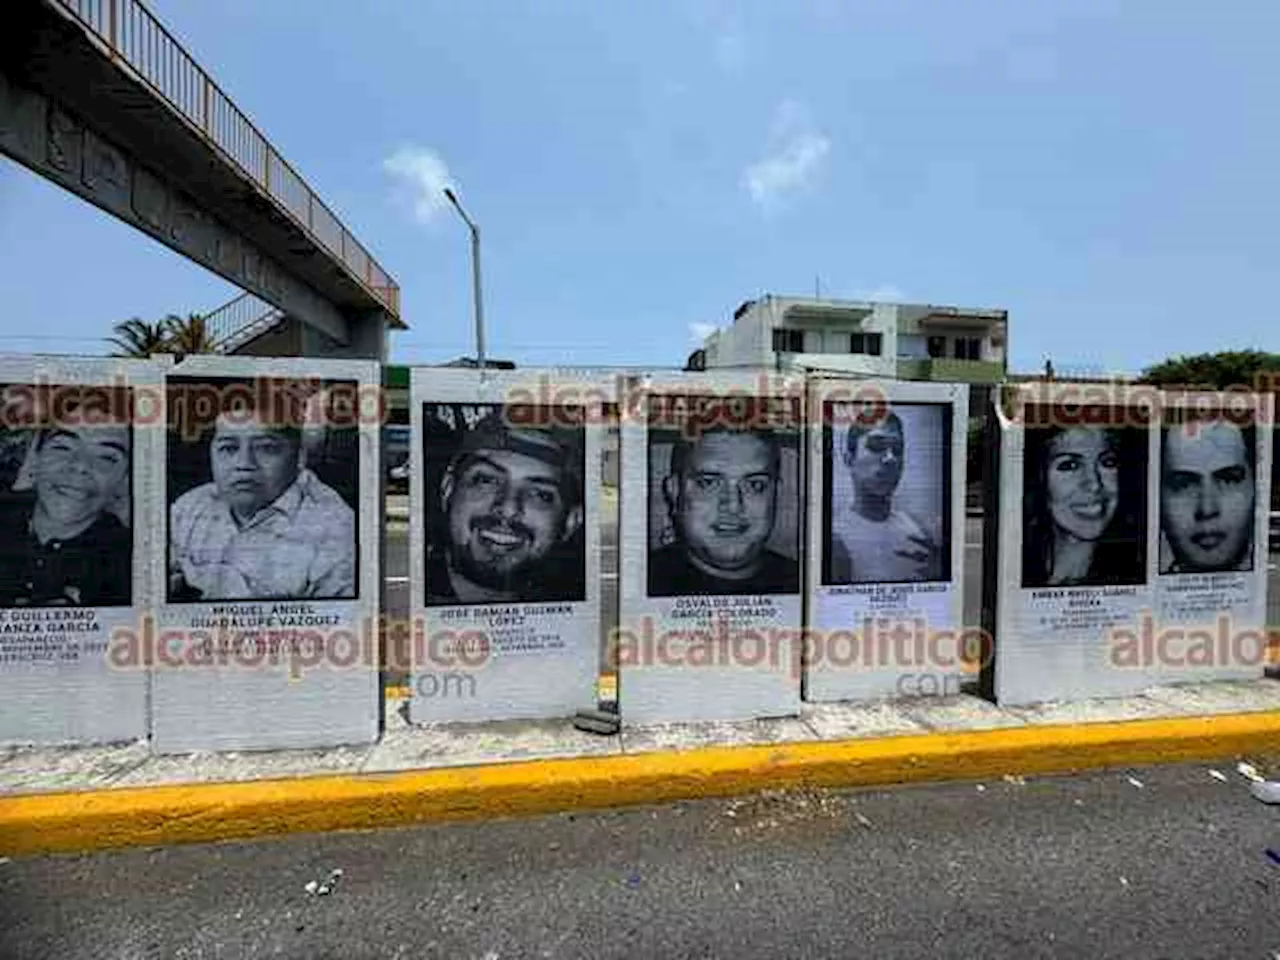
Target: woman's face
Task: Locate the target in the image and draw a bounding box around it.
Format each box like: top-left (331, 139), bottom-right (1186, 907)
top-left (1045, 427), bottom-right (1120, 541)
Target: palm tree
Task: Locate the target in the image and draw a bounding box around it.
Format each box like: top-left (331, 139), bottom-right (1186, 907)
top-left (107, 318), bottom-right (170, 358)
top-left (163, 313), bottom-right (218, 359)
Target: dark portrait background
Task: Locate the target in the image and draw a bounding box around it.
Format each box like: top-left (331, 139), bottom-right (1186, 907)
top-left (820, 400), bottom-right (953, 586)
top-left (645, 393), bottom-right (802, 597)
top-left (166, 376), bottom-right (360, 508)
top-left (1159, 409), bottom-right (1257, 574)
top-left (165, 376), bottom-right (361, 603)
top-left (421, 402), bottom-right (587, 607)
top-left (1020, 404), bottom-right (1149, 588)
top-left (0, 382), bottom-right (134, 608)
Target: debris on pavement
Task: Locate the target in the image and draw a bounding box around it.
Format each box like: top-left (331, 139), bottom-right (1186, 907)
top-left (975, 784), bottom-right (986, 793)
top-left (1002, 774), bottom-right (1026, 786)
top-left (1265, 849), bottom-right (1280, 867)
top-left (1119, 877), bottom-right (1130, 888)
top-left (1250, 781), bottom-right (1280, 805)
top-left (305, 868), bottom-right (344, 897)
top-left (1208, 769), bottom-right (1228, 783)
top-left (1237, 761), bottom-right (1264, 782)
top-left (624, 873), bottom-right (642, 889)
top-left (854, 812), bottom-right (873, 830)
top-left (573, 707), bottom-right (620, 736)
top-left (1126, 776), bottom-right (1144, 789)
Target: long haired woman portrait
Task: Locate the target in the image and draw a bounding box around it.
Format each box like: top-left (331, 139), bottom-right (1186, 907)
top-left (1021, 416), bottom-right (1148, 588)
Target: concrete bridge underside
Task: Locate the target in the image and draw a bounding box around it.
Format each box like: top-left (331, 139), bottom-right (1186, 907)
top-left (0, 0), bottom-right (403, 359)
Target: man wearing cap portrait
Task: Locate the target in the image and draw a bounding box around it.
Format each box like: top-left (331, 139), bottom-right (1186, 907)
top-left (426, 407), bottom-right (585, 605)
top-left (169, 391), bottom-right (356, 601)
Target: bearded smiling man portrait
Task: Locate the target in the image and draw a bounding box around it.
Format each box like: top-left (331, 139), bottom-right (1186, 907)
top-left (425, 410), bottom-right (585, 606)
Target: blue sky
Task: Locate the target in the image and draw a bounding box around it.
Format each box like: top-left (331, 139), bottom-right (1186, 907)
top-left (1, 0), bottom-right (1277, 375)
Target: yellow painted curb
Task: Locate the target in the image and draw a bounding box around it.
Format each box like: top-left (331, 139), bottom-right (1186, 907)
top-left (3, 710), bottom-right (1279, 857)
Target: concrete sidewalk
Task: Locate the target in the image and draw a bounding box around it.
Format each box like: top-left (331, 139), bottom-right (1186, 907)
top-left (5, 678), bottom-right (1280, 855)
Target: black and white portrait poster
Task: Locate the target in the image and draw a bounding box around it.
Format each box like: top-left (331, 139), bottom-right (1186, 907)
top-left (807, 380), bottom-right (968, 704)
top-left (993, 386), bottom-right (1160, 706)
top-left (152, 358), bottom-right (381, 753)
top-left (0, 358), bottom-right (159, 746)
top-left (409, 370), bottom-right (604, 725)
top-left (620, 374), bottom-right (805, 725)
top-left (1153, 393), bottom-right (1273, 683)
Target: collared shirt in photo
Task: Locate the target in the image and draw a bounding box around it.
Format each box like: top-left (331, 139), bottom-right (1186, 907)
top-left (169, 468), bottom-right (356, 600)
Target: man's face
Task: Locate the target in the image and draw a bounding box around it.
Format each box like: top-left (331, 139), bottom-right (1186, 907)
top-left (210, 416), bottom-right (300, 519)
top-left (445, 448), bottom-right (578, 589)
top-left (668, 431), bottom-right (778, 576)
top-left (846, 419), bottom-right (904, 500)
top-left (34, 422), bottom-right (130, 529)
top-left (1161, 421), bottom-right (1254, 571)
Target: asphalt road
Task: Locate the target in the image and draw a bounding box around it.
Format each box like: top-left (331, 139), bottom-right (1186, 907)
top-left (6, 761), bottom-right (1280, 958)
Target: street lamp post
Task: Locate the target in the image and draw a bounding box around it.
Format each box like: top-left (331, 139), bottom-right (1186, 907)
top-left (443, 187), bottom-right (486, 371)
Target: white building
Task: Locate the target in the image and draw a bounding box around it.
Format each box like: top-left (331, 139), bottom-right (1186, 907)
top-left (691, 295), bottom-right (1008, 385)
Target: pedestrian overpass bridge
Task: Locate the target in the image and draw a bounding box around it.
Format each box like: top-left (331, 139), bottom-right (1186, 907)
top-left (0, 0), bottom-right (403, 359)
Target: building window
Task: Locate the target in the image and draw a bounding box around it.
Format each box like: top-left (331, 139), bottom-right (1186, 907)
top-left (927, 336), bottom-right (947, 359)
top-left (772, 328), bottom-right (805, 353)
top-left (953, 337), bottom-right (981, 361)
top-left (850, 332), bottom-right (883, 356)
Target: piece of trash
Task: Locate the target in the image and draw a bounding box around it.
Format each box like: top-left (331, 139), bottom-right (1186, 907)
top-left (573, 708), bottom-right (620, 736)
top-left (1208, 769), bottom-right (1228, 783)
top-left (624, 873), bottom-right (641, 889)
top-left (305, 869), bottom-right (343, 897)
top-left (1251, 781), bottom-right (1280, 805)
top-left (1002, 774), bottom-right (1026, 786)
top-left (1265, 849), bottom-right (1280, 867)
top-left (1238, 762), bottom-right (1264, 782)
top-left (0, 857), bottom-right (10, 866)
top-left (1073, 799), bottom-right (1084, 807)
top-left (733, 881), bottom-right (742, 892)
top-left (1119, 877), bottom-right (1129, 888)
top-left (975, 784), bottom-right (986, 793)
top-left (1126, 776), bottom-right (1144, 789)
top-left (854, 813), bottom-right (873, 829)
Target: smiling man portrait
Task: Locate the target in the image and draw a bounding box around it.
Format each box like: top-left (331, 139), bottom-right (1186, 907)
top-left (424, 405), bottom-right (586, 606)
top-left (648, 422), bottom-right (799, 598)
top-left (0, 390), bottom-right (132, 608)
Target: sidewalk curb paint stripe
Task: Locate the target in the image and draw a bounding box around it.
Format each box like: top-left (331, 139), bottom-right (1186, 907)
top-left (3, 710), bottom-right (1280, 856)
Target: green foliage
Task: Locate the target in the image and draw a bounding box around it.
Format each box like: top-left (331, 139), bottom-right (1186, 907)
top-left (106, 314), bottom-right (217, 359)
top-left (163, 313), bottom-right (217, 358)
top-left (106, 318), bottom-right (170, 358)
top-left (1138, 350), bottom-right (1280, 390)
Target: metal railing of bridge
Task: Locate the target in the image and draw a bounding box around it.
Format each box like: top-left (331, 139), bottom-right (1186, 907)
top-left (49, 0), bottom-right (401, 318)
top-left (203, 290), bottom-right (281, 352)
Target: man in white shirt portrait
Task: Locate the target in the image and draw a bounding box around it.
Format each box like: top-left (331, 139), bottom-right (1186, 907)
top-left (169, 396), bottom-right (356, 602)
top-left (828, 409), bottom-right (945, 584)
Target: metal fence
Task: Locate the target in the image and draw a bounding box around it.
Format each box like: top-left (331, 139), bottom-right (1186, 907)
top-left (50, 0), bottom-right (400, 317)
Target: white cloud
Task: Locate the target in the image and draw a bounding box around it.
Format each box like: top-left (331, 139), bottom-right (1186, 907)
top-left (689, 321), bottom-right (718, 344)
top-left (382, 146), bottom-right (453, 225)
top-left (742, 101), bottom-right (830, 209)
